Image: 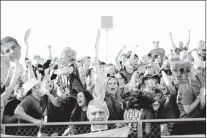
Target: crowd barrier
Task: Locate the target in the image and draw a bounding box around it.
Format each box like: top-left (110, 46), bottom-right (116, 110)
top-left (1, 118), bottom-right (205, 137)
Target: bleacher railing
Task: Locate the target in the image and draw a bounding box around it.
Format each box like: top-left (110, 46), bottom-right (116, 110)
top-left (1, 118), bottom-right (205, 137)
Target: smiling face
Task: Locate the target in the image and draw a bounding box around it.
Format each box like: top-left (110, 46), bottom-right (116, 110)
top-left (106, 78), bottom-right (119, 95)
top-left (45, 79), bottom-right (54, 91)
top-left (160, 78), bottom-right (168, 95)
top-left (87, 100), bottom-right (109, 122)
top-left (1, 41), bottom-right (21, 62)
top-left (145, 78), bottom-right (159, 90)
top-left (77, 92), bottom-right (87, 107)
top-left (87, 100), bottom-right (109, 131)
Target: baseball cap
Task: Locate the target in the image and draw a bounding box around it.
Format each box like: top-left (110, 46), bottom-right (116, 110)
top-left (22, 78), bottom-right (41, 97)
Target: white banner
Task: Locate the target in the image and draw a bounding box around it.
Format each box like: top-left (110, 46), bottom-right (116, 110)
top-left (66, 126), bottom-right (130, 137)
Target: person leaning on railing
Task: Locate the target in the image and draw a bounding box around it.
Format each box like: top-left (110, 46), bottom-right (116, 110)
top-left (14, 78), bottom-right (45, 136)
top-left (174, 61), bottom-right (206, 135)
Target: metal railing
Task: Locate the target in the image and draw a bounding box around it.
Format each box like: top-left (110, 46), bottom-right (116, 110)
top-left (1, 118), bottom-right (206, 137)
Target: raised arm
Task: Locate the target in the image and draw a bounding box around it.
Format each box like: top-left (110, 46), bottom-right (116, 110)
top-left (115, 45), bottom-right (126, 70)
top-left (2, 62), bottom-right (23, 103)
top-left (185, 30), bottom-right (191, 50)
top-left (169, 32), bottom-right (177, 52)
top-left (161, 70), bottom-right (176, 95)
top-left (129, 45), bottom-right (138, 65)
top-left (25, 42), bottom-right (29, 59)
top-left (1, 62), bottom-right (23, 123)
top-left (25, 60), bottom-right (36, 79)
top-left (47, 45), bottom-right (52, 60)
top-left (94, 65), bottom-right (108, 100)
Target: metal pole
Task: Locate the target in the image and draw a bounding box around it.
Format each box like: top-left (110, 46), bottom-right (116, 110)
top-left (137, 121), bottom-right (143, 138)
top-left (1, 124), bottom-right (6, 134)
top-left (105, 29), bottom-right (108, 63)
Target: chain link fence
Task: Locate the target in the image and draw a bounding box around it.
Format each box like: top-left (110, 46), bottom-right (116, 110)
top-left (141, 118), bottom-right (206, 138)
top-left (1, 118), bottom-right (206, 137)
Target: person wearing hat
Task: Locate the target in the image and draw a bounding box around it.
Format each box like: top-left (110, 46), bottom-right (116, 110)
top-left (14, 78), bottom-right (44, 125)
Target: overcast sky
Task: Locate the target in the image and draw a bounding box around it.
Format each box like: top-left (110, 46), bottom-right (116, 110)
top-left (1, 1), bottom-right (205, 64)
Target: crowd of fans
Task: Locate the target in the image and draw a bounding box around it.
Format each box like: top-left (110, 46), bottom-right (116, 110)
top-left (0, 30), bottom-right (206, 137)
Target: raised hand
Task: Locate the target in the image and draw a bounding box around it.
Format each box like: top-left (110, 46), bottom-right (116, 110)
top-left (169, 32), bottom-right (172, 36)
top-left (11, 62), bottom-right (24, 84)
top-left (133, 45), bottom-right (138, 51)
top-left (62, 127), bottom-right (74, 136)
top-left (36, 70), bottom-right (42, 81)
top-left (25, 60), bottom-right (32, 67)
top-left (47, 45), bottom-right (52, 49)
top-left (24, 28), bottom-right (31, 43)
